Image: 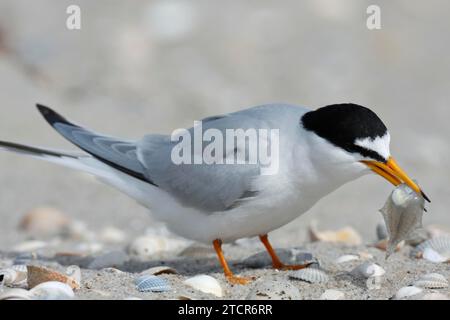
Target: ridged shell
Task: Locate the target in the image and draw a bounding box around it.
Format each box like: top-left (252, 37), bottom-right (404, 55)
top-left (414, 273), bottom-right (448, 289)
top-left (289, 268), bottom-right (329, 284)
top-left (395, 286), bottom-right (423, 299)
top-left (415, 236), bottom-right (450, 262)
top-left (29, 281), bottom-right (75, 300)
top-left (183, 275), bottom-right (223, 297)
top-left (350, 262), bottom-right (385, 278)
top-left (308, 221), bottom-right (362, 245)
top-left (135, 275), bottom-right (170, 293)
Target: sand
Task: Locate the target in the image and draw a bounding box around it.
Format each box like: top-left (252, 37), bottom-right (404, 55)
top-left (0, 1), bottom-right (449, 300)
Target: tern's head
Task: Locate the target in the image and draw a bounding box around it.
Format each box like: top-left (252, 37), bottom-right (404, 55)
top-left (301, 103), bottom-right (430, 202)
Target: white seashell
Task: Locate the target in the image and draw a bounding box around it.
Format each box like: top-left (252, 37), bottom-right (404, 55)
top-left (422, 247), bottom-right (447, 263)
top-left (140, 266), bottom-right (177, 276)
top-left (19, 207), bottom-right (70, 236)
top-left (419, 293), bottom-right (449, 300)
top-left (0, 267), bottom-right (27, 286)
top-left (334, 254), bottom-right (359, 264)
top-left (414, 273), bottom-right (448, 289)
top-left (98, 226), bottom-right (126, 244)
top-left (184, 275), bottom-right (223, 297)
top-left (358, 251), bottom-right (374, 260)
top-left (128, 235), bottom-right (175, 259)
top-left (0, 288), bottom-right (32, 300)
top-left (308, 221), bottom-right (362, 245)
top-left (395, 286), bottom-right (423, 299)
top-left (88, 250), bottom-right (128, 269)
top-left (416, 236), bottom-right (450, 262)
top-left (12, 240), bottom-right (47, 252)
top-left (65, 265), bottom-right (81, 287)
top-left (320, 289), bottom-right (345, 300)
top-left (351, 262), bottom-right (385, 278)
top-left (135, 275), bottom-right (171, 293)
top-left (246, 279), bottom-right (301, 300)
top-left (29, 281), bottom-right (75, 300)
top-left (289, 268), bottom-right (329, 284)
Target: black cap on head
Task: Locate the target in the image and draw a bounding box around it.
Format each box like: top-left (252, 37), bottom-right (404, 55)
top-left (301, 103), bottom-right (388, 162)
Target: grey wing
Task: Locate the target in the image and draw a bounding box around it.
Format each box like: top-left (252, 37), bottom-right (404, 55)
top-left (37, 105), bottom-right (154, 184)
top-left (136, 114), bottom-right (267, 212)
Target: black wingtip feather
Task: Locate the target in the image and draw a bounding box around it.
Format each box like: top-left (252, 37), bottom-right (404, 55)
top-left (36, 104), bottom-right (76, 128)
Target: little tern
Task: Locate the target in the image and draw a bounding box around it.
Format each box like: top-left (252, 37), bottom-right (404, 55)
top-left (0, 103), bottom-right (429, 284)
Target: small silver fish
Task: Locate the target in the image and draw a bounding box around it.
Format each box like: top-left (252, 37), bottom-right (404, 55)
top-left (380, 183), bottom-right (425, 258)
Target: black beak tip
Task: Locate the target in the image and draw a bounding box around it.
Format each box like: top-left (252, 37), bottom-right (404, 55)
top-left (421, 191), bottom-right (431, 203)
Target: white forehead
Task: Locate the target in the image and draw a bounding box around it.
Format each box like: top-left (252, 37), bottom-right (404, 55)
top-left (354, 132), bottom-right (391, 160)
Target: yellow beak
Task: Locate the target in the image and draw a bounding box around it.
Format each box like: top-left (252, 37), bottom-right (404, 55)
top-left (361, 157), bottom-right (430, 202)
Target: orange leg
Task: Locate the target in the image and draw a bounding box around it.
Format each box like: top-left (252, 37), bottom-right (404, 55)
top-left (213, 239), bottom-right (253, 285)
top-left (259, 234), bottom-right (311, 270)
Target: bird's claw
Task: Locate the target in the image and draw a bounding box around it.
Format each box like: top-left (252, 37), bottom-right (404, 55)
top-left (226, 275), bottom-right (255, 285)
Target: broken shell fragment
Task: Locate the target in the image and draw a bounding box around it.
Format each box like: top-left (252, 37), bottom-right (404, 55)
top-left (183, 275), bottom-right (223, 297)
top-left (415, 236), bottom-right (450, 262)
top-left (350, 262), bottom-right (385, 278)
top-left (0, 266), bottom-right (28, 287)
top-left (413, 273), bottom-right (448, 289)
top-left (334, 254), bottom-right (359, 264)
top-left (27, 265), bottom-right (80, 289)
top-left (289, 268), bottom-right (329, 284)
top-left (308, 221), bottom-right (362, 245)
top-left (135, 275), bottom-right (171, 293)
top-left (395, 286), bottom-right (423, 300)
top-left (320, 289), bottom-right (345, 300)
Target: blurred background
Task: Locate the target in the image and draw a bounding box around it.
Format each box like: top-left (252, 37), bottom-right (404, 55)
top-left (0, 0), bottom-right (448, 250)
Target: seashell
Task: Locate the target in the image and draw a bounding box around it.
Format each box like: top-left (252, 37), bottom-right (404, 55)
top-left (0, 267), bottom-right (27, 287)
top-left (334, 254), bottom-right (359, 264)
top-left (376, 222), bottom-right (388, 240)
top-left (140, 266), bottom-right (177, 276)
top-left (98, 226), bottom-right (127, 244)
top-left (246, 279), bottom-right (301, 300)
top-left (308, 221), bottom-right (362, 245)
top-left (350, 262), bottom-right (385, 278)
top-left (88, 250), bottom-right (128, 269)
top-left (413, 273), bottom-right (448, 289)
top-left (415, 236), bottom-right (450, 262)
top-left (419, 293), bottom-right (449, 300)
top-left (29, 281), bottom-right (75, 300)
top-left (320, 289), bottom-right (345, 300)
top-left (27, 265), bottom-right (79, 289)
top-left (12, 240), bottom-right (47, 252)
top-left (135, 275), bottom-right (171, 293)
top-left (128, 234), bottom-right (187, 259)
top-left (394, 286), bottom-right (423, 300)
top-left (289, 267), bottom-right (329, 284)
top-left (61, 220), bottom-right (95, 241)
top-left (19, 207), bottom-right (70, 236)
top-left (183, 275), bottom-right (223, 297)
top-left (379, 183), bottom-right (425, 258)
top-left (0, 288), bottom-right (32, 300)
